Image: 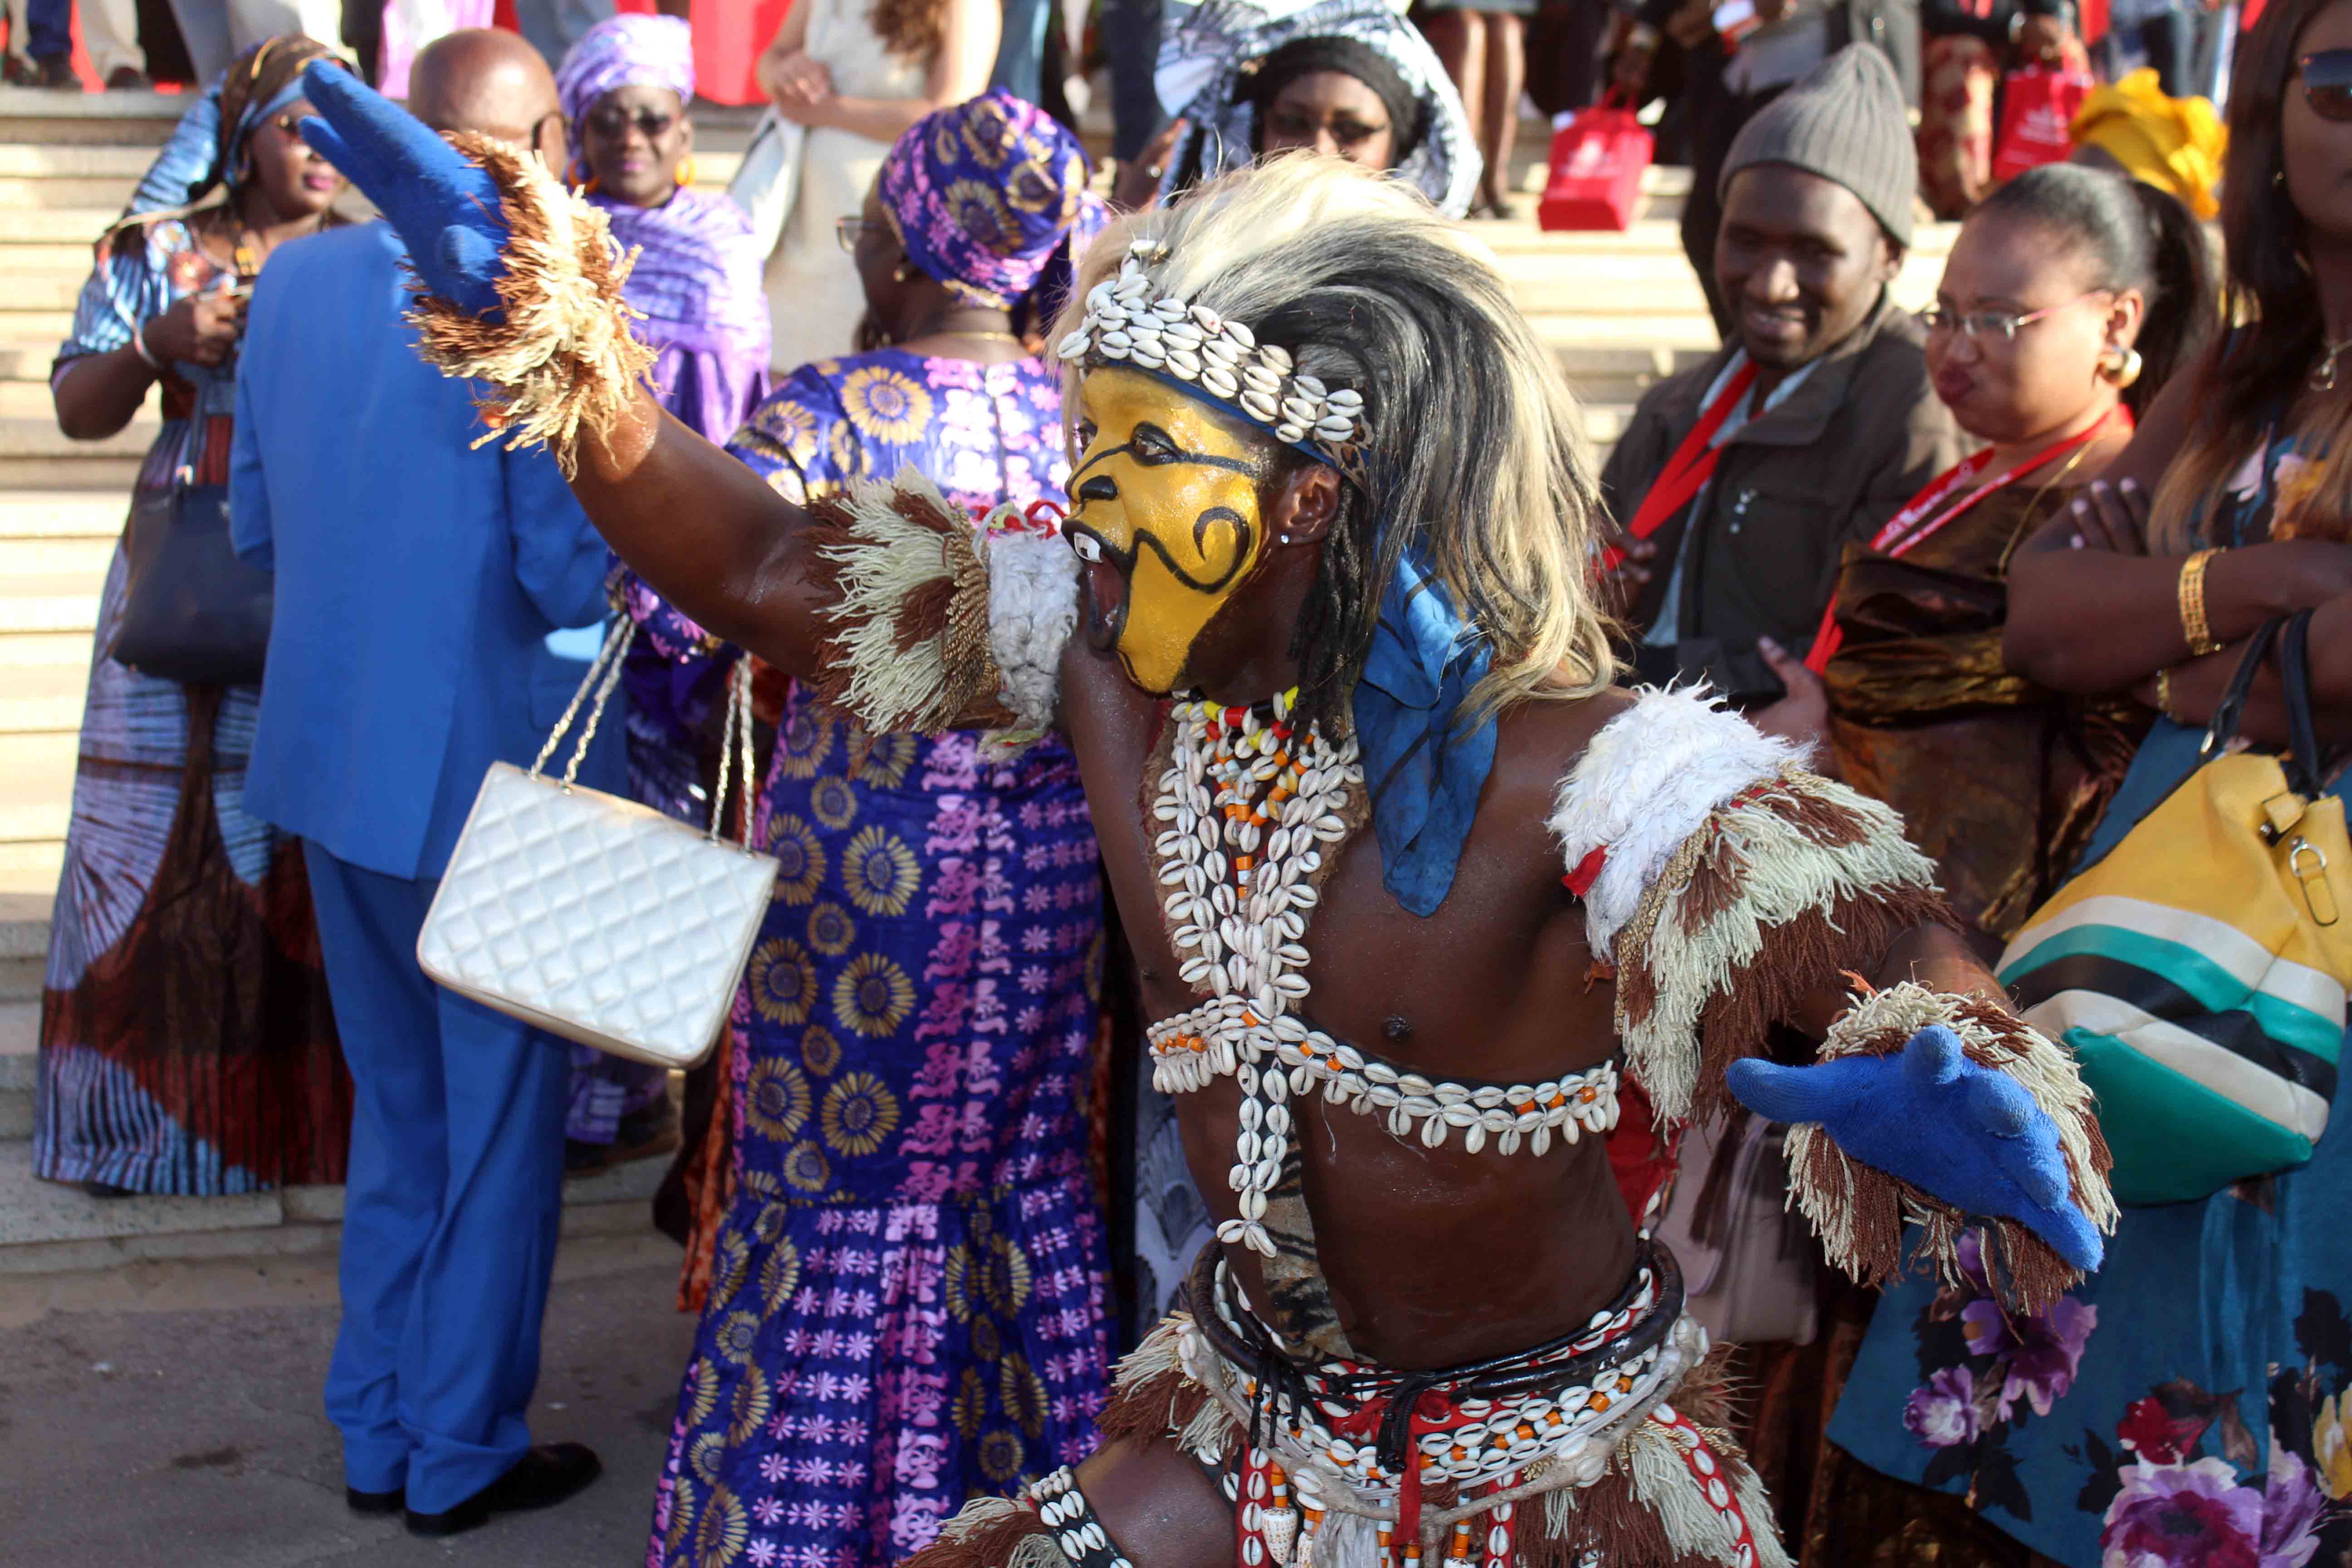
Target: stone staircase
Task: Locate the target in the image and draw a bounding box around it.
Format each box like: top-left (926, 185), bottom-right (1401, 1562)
top-left (0, 88), bottom-right (1951, 1271)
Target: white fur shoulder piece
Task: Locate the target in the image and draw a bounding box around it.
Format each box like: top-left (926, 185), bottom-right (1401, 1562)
top-left (979, 515), bottom-right (1079, 756)
top-left (1548, 686), bottom-right (1806, 960)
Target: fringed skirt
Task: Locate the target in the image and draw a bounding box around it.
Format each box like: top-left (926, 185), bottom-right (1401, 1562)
top-left (908, 1244), bottom-right (1791, 1568)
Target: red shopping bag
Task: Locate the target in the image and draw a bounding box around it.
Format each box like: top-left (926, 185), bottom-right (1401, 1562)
top-left (1539, 98), bottom-right (1654, 233)
top-left (1992, 64), bottom-right (2093, 184)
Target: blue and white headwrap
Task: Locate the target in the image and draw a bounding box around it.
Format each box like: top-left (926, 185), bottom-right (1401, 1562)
top-left (1153, 0), bottom-right (1480, 218)
top-left (122, 36), bottom-right (351, 219)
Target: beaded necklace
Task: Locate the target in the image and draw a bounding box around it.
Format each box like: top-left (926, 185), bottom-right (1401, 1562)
top-left (1145, 691), bottom-right (1621, 1259)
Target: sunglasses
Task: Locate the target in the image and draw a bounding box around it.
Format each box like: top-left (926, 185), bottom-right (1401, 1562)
top-left (2302, 49), bottom-right (2352, 121)
top-left (586, 105), bottom-right (678, 140)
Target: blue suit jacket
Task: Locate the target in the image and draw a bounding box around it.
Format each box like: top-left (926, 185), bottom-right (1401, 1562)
top-left (232, 220), bottom-right (619, 882)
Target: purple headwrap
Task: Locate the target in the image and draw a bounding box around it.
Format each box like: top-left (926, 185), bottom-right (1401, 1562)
top-left (879, 89), bottom-right (1107, 318)
top-left (556, 13), bottom-right (695, 132)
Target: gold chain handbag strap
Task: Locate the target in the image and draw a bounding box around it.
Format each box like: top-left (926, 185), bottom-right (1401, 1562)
top-left (529, 618), bottom-right (638, 787)
top-left (526, 621), bottom-right (760, 852)
top-left (707, 655), bottom-right (758, 850)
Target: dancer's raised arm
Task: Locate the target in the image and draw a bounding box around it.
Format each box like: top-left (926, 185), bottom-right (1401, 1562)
top-left (296, 62), bottom-right (1067, 731)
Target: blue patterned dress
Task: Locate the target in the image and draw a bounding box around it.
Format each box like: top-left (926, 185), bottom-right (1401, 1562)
top-left (37, 216), bottom-right (348, 1194)
top-left (635, 349), bottom-right (1111, 1568)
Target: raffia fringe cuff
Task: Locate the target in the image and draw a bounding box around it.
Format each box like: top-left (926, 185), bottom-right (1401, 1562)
top-left (405, 133), bottom-right (657, 478)
top-left (806, 470), bottom-right (1074, 748)
top-left (1788, 981), bottom-right (2119, 1313)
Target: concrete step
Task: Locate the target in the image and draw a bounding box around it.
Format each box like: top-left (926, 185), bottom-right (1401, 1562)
top-left (2, 990), bottom-right (37, 1137)
top-left (0, 490), bottom-right (126, 537)
top-left (0, 143), bottom-right (158, 179)
top-left (0, 534), bottom-right (116, 575)
top-left (0, 631), bottom-right (103, 669)
top-left (0, 842), bottom-right (65, 898)
top-left (0, 978), bottom-right (29, 1138)
top-left (0, 83), bottom-right (187, 133)
top-left (0, 1137), bottom-right (288, 1247)
top-left (0, 342), bottom-right (61, 382)
top-left (0, 207), bottom-right (125, 244)
top-left (1, 242), bottom-right (109, 277)
top-left (0, 177), bottom-right (143, 209)
top-left (0, 573), bottom-right (101, 636)
top-left (0, 1131), bottom-right (676, 1273)
top-left (0, 728), bottom-right (75, 844)
top-left (0, 314), bottom-right (76, 349)
top-left (0, 415), bottom-right (155, 461)
top-left (7, 272), bottom-right (101, 312)
top-left (0, 456), bottom-right (143, 490)
top-left (0, 660), bottom-right (88, 735)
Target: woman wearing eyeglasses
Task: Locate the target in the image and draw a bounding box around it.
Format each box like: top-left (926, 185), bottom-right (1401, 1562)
top-left (623, 92), bottom-right (1116, 1568)
top-left (551, 14), bottom-right (774, 1174)
top-left (1115, 0), bottom-right (1480, 217)
top-left (1750, 161), bottom-right (2211, 951)
top-left (1798, 5), bottom-right (2352, 1559)
top-left (35, 37), bottom-right (354, 1202)
top-left (1689, 158), bottom-right (2210, 1558)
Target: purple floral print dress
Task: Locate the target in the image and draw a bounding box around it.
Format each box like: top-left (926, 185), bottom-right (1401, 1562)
top-left (633, 348), bottom-right (1111, 1568)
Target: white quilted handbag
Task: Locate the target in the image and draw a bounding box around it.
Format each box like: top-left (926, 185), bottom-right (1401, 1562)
top-left (416, 622), bottom-right (778, 1068)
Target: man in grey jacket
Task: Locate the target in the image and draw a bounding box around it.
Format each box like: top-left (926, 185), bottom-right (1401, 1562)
top-left (1612, 0), bottom-right (1918, 332)
top-left (1599, 45), bottom-right (1969, 708)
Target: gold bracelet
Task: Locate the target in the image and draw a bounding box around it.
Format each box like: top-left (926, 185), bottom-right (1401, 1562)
top-left (2156, 667), bottom-right (2174, 721)
top-left (2179, 548), bottom-right (2223, 657)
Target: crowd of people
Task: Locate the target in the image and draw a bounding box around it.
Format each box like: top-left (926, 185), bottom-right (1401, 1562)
top-left (26, 0), bottom-right (2352, 1565)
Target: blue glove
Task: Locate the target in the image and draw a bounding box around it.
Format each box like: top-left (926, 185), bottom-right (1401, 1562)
top-left (294, 59), bottom-right (508, 318)
top-left (1727, 1025), bottom-right (2103, 1274)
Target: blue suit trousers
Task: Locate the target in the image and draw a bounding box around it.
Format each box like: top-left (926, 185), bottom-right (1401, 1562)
top-left (303, 840), bottom-right (568, 1514)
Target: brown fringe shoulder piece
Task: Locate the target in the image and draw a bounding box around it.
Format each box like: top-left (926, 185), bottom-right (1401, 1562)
top-left (802, 469), bottom-right (1012, 736)
top-left (1613, 766), bottom-right (1952, 1125)
top-left (1786, 982), bottom-right (2117, 1313)
top-left (404, 133), bottom-right (658, 477)
top-left (898, 1498), bottom-right (1066, 1568)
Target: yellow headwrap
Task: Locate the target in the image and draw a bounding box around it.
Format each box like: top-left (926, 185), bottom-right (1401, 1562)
top-left (2070, 68), bottom-right (2226, 220)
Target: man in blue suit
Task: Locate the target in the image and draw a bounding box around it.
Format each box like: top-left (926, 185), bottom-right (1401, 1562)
top-left (230, 28), bottom-right (612, 1539)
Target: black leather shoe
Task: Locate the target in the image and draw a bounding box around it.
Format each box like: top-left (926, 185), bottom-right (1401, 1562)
top-left (347, 1485), bottom-right (405, 1515)
top-left (404, 1445), bottom-right (602, 1537)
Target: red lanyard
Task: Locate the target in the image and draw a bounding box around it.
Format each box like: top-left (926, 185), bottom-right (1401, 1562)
top-left (1600, 360), bottom-right (1760, 572)
top-left (1802, 410), bottom-right (2126, 674)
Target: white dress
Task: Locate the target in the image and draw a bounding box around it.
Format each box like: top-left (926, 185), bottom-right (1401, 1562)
top-left (760, 0), bottom-right (927, 374)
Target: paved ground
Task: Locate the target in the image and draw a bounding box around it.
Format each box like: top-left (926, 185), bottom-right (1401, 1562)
top-left (0, 1232), bottom-right (699, 1566)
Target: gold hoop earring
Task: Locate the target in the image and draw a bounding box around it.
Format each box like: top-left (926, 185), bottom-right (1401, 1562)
top-left (2100, 344), bottom-right (2143, 387)
top-left (675, 156), bottom-right (697, 186)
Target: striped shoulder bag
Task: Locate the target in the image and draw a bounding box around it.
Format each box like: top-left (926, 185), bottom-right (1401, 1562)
top-left (1998, 611), bottom-right (2352, 1204)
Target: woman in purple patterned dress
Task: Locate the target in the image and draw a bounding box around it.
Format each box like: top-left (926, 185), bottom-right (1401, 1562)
top-left (553, 14), bottom-right (775, 1168)
top-left (628, 91), bottom-right (1114, 1568)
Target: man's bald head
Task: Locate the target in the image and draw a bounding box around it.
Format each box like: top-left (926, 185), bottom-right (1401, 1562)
top-left (408, 28), bottom-right (562, 154)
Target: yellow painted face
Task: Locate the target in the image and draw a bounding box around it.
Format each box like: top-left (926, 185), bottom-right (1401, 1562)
top-left (1064, 367), bottom-right (1278, 695)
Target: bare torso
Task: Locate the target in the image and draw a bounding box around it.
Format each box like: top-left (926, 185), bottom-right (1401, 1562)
top-left (1061, 641), bottom-right (1644, 1371)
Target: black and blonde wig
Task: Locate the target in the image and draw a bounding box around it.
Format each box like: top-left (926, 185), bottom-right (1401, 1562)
top-left (1053, 155), bottom-right (1616, 734)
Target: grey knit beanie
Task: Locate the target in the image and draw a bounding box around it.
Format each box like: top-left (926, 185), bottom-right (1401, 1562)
top-left (1719, 45), bottom-right (1916, 248)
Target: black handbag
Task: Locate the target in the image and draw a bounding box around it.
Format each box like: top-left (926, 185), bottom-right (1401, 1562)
top-left (110, 482), bottom-right (273, 686)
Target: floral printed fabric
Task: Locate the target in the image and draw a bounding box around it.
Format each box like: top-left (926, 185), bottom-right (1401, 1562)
top-left (1827, 428), bottom-right (2352, 1568)
top-left (637, 348), bottom-right (1109, 1568)
top-left (876, 89), bottom-right (1105, 314)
